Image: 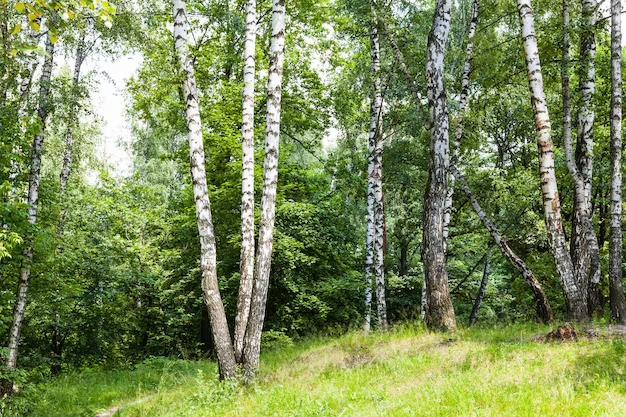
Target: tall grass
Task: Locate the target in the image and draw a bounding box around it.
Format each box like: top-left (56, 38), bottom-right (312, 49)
top-left (5, 323), bottom-right (626, 416)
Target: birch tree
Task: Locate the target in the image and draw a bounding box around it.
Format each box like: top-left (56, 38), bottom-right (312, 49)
top-left (2, 33), bottom-right (55, 396)
top-left (443, 0), bottom-right (478, 247)
top-left (517, 0), bottom-right (587, 321)
top-left (234, 0), bottom-right (257, 364)
top-left (569, 0), bottom-right (601, 315)
top-left (173, 0), bottom-right (237, 379)
top-left (243, 0), bottom-right (286, 380)
top-left (422, 0), bottom-right (456, 331)
top-left (364, 22), bottom-right (387, 331)
top-left (609, 0), bottom-right (626, 323)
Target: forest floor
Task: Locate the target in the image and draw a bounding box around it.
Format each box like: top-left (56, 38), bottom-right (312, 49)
top-left (4, 322), bottom-right (626, 416)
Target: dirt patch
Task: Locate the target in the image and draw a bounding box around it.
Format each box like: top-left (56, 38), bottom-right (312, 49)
top-left (94, 395), bottom-right (153, 417)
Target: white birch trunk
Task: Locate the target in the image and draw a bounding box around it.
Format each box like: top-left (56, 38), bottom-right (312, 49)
top-left (370, 24), bottom-right (388, 330)
top-left (422, 0), bottom-right (457, 332)
top-left (173, 0), bottom-right (236, 379)
top-left (243, 0), bottom-right (286, 380)
top-left (609, 0), bottom-right (626, 323)
top-left (517, 0), bottom-right (587, 321)
top-left (3, 34), bottom-right (55, 391)
top-left (60, 41), bottom-right (85, 195)
top-left (443, 0), bottom-right (478, 247)
top-left (234, 0), bottom-right (257, 364)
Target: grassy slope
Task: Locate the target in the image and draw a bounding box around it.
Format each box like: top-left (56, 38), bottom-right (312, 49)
top-left (6, 323), bottom-right (626, 416)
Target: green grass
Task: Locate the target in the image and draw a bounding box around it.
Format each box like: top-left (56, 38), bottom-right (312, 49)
top-left (6, 323), bottom-right (626, 416)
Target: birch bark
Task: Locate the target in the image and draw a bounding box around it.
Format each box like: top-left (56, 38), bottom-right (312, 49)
top-left (369, 24), bottom-right (388, 330)
top-left (517, 0), bottom-right (587, 321)
top-left (243, 0), bottom-right (286, 380)
top-left (173, 0), bottom-right (237, 379)
top-left (234, 0), bottom-right (257, 364)
top-left (571, 0), bottom-right (601, 315)
top-left (609, 0), bottom-right (626, 323)
top-left (443, 0), bottom-right (478, 247)
top-left (422, 0), bottom-right (457, 331)
top-left (3, 33), bottom-right (55, 395)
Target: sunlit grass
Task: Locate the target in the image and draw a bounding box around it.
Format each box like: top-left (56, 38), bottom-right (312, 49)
top-left (6, 322), bottom-right (626, 416)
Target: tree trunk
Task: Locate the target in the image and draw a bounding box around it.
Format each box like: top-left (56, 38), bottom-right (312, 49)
top-left (517, 0), bottom-right (587, 321)
top-left (242, 0), bottom-right (286, 381)
top-left (451, 165), bottom-right (554, 323)
top-left (52, 40), bottom-right (85, 376)
top-left (59, 42), bottom-right (85, 195)
top-left (469, 248), bottom-right (491, 326)
top-left (443, 0), bottom-right (478, 248)
top-left (173, 0), bottom-right (236, 380)
top-left (609, 0), bottom-right (626, 323)
top-left (2, 33), bottom-right (55, 396)
top-left (400, 241), bottom-right (408, 277)
top-left (234, 0), bottom-right (257, 365)
top-left (570, 0), bottom-right (602, 315)
top-left (422, 0), bottom-right (457, 332)
top-left (369, 24), bottom-right (388, 331)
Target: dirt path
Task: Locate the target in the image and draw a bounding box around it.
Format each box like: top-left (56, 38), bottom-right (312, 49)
top-left (94, 395), bottom-right (153, 417)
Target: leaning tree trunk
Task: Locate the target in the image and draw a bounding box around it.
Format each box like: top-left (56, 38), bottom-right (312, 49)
top-left (469, 248), bottom-right (491, 326)
top-left (173, 0), bottom-right (236, 380)
top-left (517, 0), bottom-right (587, 321)
top-left (422, 0), bottom-right (457, 332)
top-left (2, 33), bottom-right (55, 396)
top-left (609, 0), bottom-right (626, 323)
top-left (443, 0), bottom-right (478, 248)
top-left (570, 0), bottom-right (601, 315)
top-left (370, 24), bottom-right (388, 330)
top-left (451, 165), bottom-right (554, 323)
top-left (234, 0), bottom-right (257, 364)
top-left (242, 0), bottom-right (286, 381)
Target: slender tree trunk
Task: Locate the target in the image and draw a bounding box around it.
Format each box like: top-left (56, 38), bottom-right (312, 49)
top-left (369, 24), bottom-right (388, 330)
top-left (234, 0), bottom-right (257, 365)
top-left (517, 0), bottom-right (587, 321)
top-left (570, 0), bottom-right (602, 315)
top-left (469, 248), bottom-right (491, 326)
top-left (451, 165), bottom-right (554, 323)
top-left (609, 0), bottom-right (626, 323)
top-left (422, 0), bottom-right (457, 332)
top-left (59, 42), bottom-right (85, 195)
top-left (443, 0), bottom-right (478, 248)
top-left (400, 241), bottom-right (408, 277)
top-left (242, 0), bottom-right (286, 381)
top-left (51, 40), bottom-right (85, 376)
top-left (2, 34), bottom-right (55, 396)
top-left (173, 0), bottom-right (236, 379)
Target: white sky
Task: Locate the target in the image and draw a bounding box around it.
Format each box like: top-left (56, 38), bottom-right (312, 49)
top-left (87, 54), bottom-right (141, 178)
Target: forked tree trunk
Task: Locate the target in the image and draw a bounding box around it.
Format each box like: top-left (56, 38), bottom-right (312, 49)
top-left (443, 0), bottom-right (478, 248)
top-left (451, 165), bottom-right (553, 323)
top-left (173, 0), bottom-right (236, 379)
top-left (469, 248), bottom-right (491, 326)
top-left (609, 0), bottom-right (626, 323)
top-left (571, 0), bottom-right (601, 315)
top-left (422, 0), bottom-right (457, 332)
top-left (2, 33), bottom-right (55, 396)
top-left (234, 0), bottom-right (257, 364)
top-left (242, 0), bottom-right (286, 381)
top-left (517, 0), bottom-right (587, 321)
